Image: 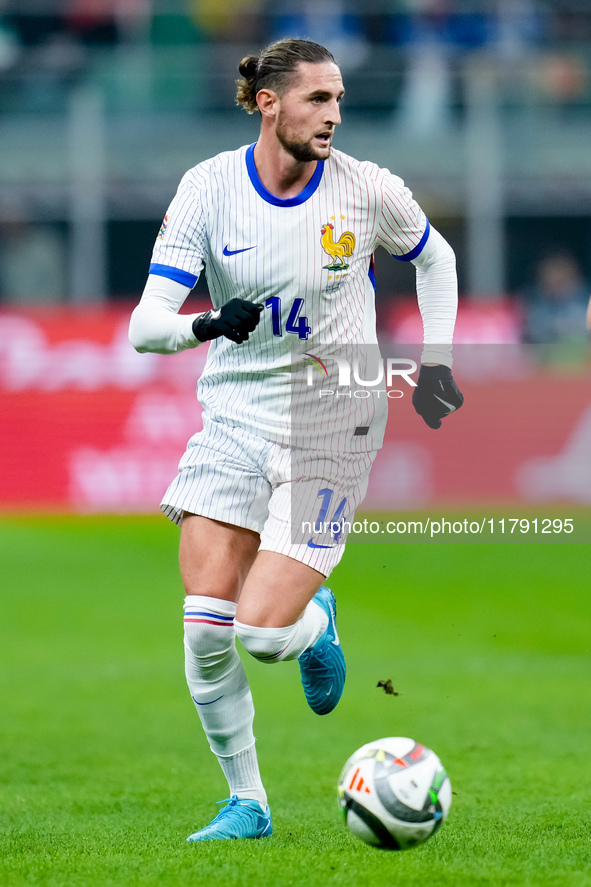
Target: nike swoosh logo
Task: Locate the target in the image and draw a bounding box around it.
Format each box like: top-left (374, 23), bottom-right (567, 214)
top-left (223, 245), bottom-right (256, 257)
top-left (434, 394), bottom-right (457, 413)
top-left (328, 602), bottom-right (340, 646)
top-left (192, 694), bottom-right (223, 706)
top-left (307, 537), bottom-right (336, 550)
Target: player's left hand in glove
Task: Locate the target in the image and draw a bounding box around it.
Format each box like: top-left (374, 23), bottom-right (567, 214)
top-left (192, 298), bottom-right (263, 344)
top-left (412, 364), bottom-right (464, 430)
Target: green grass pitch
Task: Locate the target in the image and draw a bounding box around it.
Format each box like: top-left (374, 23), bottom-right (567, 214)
top-left (1, 515), bottom-right (589, 887)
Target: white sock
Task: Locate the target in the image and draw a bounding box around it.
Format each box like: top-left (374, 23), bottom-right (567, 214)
top-left (235, 598), bottom-right (328, 663)
top-left (217, 745), bottom-right (267, 808)
top-left (183, 595), bottom-right (266, 804)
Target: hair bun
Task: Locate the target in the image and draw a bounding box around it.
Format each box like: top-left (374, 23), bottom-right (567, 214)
top-left (238, 56), bottom-right (259, 80)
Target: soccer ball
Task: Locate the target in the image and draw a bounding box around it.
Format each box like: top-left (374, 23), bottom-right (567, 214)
top-left (337, 737), bottom-right (451, 850)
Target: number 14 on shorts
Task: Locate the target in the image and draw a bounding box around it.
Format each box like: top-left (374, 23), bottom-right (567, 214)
top-left (265, 297), bottom-right (311, 340)
top-left (315, 488), bottom-right (348, 543)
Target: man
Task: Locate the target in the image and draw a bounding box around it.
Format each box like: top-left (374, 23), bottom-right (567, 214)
top-left (129, 37), bottom-right (463, 842)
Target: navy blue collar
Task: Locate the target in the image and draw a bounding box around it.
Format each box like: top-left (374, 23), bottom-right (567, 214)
top-left (245, 143), bottom-right (324, 207)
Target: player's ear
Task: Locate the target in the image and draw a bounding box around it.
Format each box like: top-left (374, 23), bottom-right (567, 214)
top-left (256, 88), bottom-right (278, 119)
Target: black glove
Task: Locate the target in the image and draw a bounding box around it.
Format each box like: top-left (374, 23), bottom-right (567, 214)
top-left (192, 298), bottom-right (263, 344)
top-left (412, 364), bottom-right (464, 430)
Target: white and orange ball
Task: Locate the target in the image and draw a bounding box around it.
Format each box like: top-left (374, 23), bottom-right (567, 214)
top-left (337, 737), bottom-right (452, 850)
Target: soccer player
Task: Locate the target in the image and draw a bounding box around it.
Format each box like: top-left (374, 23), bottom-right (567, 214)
top-left (129, 37), bottom-right (463, 842)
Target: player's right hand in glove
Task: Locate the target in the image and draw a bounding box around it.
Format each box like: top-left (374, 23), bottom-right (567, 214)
top-left (192, 298), bottom-right (263, 344)
top-left (412, 364), bottom-right (464, 430)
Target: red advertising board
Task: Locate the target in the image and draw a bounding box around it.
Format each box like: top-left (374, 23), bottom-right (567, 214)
top-left (0, 306), bottom-right (207, 512)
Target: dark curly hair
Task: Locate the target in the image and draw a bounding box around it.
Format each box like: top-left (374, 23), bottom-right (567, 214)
top-left (236, 38), bottom-right (337, 114)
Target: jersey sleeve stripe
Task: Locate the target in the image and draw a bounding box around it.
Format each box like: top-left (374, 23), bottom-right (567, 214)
top-left (392, 218), bottom-right (431, 262)
top-left (368, 258), bottom-right (376, 290)
top-left (149, 263), bottom-right (199, 288)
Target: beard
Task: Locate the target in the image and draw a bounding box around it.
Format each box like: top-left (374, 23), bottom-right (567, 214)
top-left (276, 115), bottom-right (332, 162)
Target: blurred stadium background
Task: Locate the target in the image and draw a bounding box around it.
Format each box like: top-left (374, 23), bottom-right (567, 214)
top-left (0, 0), bottom-right (590, 515)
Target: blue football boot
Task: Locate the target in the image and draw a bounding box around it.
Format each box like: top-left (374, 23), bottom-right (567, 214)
top-left (187, 796), bottom-right (272, 842)
top-left (298, 586), bottom-right (346, 715)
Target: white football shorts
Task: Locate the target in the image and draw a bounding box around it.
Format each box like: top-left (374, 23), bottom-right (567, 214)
top-left (161, 416), bottom-right (377, 577)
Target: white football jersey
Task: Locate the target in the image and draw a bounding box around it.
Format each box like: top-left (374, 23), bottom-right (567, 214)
top-left (149, 144), bottom-right (430, 449)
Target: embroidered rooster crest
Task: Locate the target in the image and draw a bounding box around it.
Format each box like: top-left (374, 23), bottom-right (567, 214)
top-left (320, 222), bottom-right (356, 270)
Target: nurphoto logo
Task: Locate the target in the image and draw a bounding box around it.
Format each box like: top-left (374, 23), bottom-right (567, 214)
top-left (303, 353), bottom-right (418, 399)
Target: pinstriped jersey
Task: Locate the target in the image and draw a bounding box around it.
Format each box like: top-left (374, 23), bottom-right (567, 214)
top-left (149, 143), bottom-right (429, 449)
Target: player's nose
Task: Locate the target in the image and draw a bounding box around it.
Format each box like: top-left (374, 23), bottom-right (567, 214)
top-left (326, 99), bottom-right (341, 126)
